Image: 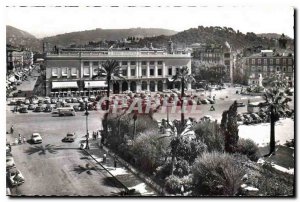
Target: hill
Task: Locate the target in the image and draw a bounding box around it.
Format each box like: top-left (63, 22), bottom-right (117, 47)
top-left (43, 28), bottom-right (177, 47)
top-left (6, 25), bottom-right (42, 52)
top-left (137, 26), bottom-right (294, 50)
top-left (257, 33), bottom-right (293, 40)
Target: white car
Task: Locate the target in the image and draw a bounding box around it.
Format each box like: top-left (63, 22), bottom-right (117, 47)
top-left (24, 99), bottom-right (30, 105)
top-left (31, 99), bottom-right (38, 104)
top-left (31, 133), bottom-right (42, 144)
top-left (6, 157), bottom-right (15, 170)
top-left (7, 169), bottom-right (25, 186)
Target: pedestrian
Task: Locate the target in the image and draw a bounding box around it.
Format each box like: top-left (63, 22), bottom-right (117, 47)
top-left (14, 138), bottom-right (18, 145)
top-left (18, 134), bottom-right (22, 144)
top-left (23, 136), bottom-right (26, 144)
top-left (10, 125), bottom-right (14, 134)
top-left (180, 185), bottom-right (184, 196)
top-left (103, 153), bottom-right (107, 163)
top-left (114, 156), bottom-right (117, 169)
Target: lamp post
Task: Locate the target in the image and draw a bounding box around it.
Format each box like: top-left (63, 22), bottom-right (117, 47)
top-left (84, 97), bottom-right (90, 149)
top-left (133, 112), bottom-right (137, 140)
top-left (88, 82), bottom-right (90, 97)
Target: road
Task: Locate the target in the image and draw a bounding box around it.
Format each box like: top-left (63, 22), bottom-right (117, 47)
top-left (6, 109), bottom-right (123, 196)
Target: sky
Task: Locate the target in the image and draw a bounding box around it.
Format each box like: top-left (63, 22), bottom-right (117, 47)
top-left (5, 5), bottom-right (294, 39)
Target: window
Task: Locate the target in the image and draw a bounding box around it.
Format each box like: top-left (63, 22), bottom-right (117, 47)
top-left (252, 59), bottom-right (255, 65)
top-left (251, 66), bottom-right (256, 72)
top-left (62, 67), bottom-right (68, 76)
top-left (71, 68), bottom-right (77, 76)
top-left (263, 66), bottom-right (267, 72)
top-left (131, 69), bottom-right (136, 76)
top-left (158, 61), bottom-right (163, 65)
top-left (258, 59), bottom-right (261, 65)
top-left (224, 60), bottom-right (230, 66)
top-left (142, 68), bottom-right (146, 76)
top-left (83, 61), bottom-right (89, 66)
top-left (176, 68), bottom-right (179, 74)
top-left (158, 69), bottom-right (162, 76)
top-left (122, 69), bottom-right (127, 76)
top-left (270, 59), bottom-right (273, 65)
top-left (264, 59), bottom-right (267, 65)
top-left (149, 61), bottom-right (155, 65)
top-left (257, 66), bottom-right (262, 72)
top-left (130, 61), bottom-right (136, 65)
top-left (142, 61), bottom-right (146, 65)
top-left (52, 68), bottom-right (58, 77)
top-left (150, 69), bottom-right (154, 76)
top-left (224, 53), bottom-right (230, 58)
top-left (83, 67), bottom-right (90, 76)
top-left (92, 61), bottom-right (99, 66)
top-left (288, 66), bottom-right (293, 72)
top-left (282, 59), bottom-right (286, 65)
top-left (276, 59), bottom-right (280, 65)
top-left (283, 67), bottom-right (286, 72)
top-left (122, 61), bottom-right (128, 65)
top-left (168, 68), bottom-right (172, 75)
top-left (288, 59), bottom-right (293, 65)
top-left (269, 66), bottom-right (273, 72)
top-left (277, 67), bottom-right (280, 71)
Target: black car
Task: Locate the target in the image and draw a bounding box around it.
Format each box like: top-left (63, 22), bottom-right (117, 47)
top-left (250, 113), bottom-right (262, 123)
top-left (19, 107), bottom-right (28, 113)
top-left (28, 104), bottom-right (36, 110)
top-left (34, 106), bottom-right (43, 112)
top-left (65, 98), bottom-right (72, 103)
top-left (44, 106), bottom-right (52, 112)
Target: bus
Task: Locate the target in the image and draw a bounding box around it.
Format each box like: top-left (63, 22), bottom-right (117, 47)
top-left (57, 107), bottom-right (76, 116)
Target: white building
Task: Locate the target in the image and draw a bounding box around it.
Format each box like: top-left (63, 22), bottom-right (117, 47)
top-left (44, 48), bottom-right (192, 96)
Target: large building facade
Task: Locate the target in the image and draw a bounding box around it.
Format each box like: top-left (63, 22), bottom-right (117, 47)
top-left (44, 48), bottom-right (192, 96)
top-left (245, 50), bottom-right (294, 86)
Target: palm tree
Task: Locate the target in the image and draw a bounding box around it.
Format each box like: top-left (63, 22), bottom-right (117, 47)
top-left (172, 66), bottom-right (195, 125)
top-left (158, 120), bottom-right (194, 175)
top-left (261, 74), bottom-right (291, 156)
top-left (93, 59), bottom-right (125, 110)
top-left (93, 60), bottom-right (125, 137)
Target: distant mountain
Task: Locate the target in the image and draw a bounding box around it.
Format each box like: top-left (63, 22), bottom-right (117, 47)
top-left (6, 25), bottom-right (42, 52)
top-left (43, 28), bottom-right (178, 46)
top-left (137, 26), bottom-right (294, 50)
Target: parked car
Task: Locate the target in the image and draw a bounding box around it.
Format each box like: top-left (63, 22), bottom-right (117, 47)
top-left (89, 95), bottom-right (96, 102)
top-left (237, 114), bottom-right (245, 122)
top-left (6, 157), bottom-right (15, 170)
top-left (44, 97), bottom-right (51, 104)
top-left (28, 104), bottom-right (36, 110)
top-left (207, 98), bottom-right (215, 104)
top-left (44, 105), bottom-right (52, 112)
top-left (7, 168), bottom-right (25, 186)
top-left (19, 107), bottom-right (28, 113)
top-left (65, 98), bottom-right (72, 103)
top-left (71, 98), bottom-right (78, 103)
top-left (236, 102), bottom-right (245, 107)
top-left (31, 133), bottom-right (42, 144)
top-left (24, 99), bottom-right (30, 105)
top-left (62, 133), bottom-right (76, 142)
top-left (201, 99), bottom-right (209, 104)
top-left (10, 99), bottom-right (16, 105)
top-left (51, 98), bottom-right (58, 104)
top-left (34, 106), bottom-right (43, 112)
top-left (78, 98), bottom-right (84, 103)
top-left (242, 114), bottom-right (253, 125)
top-left (31, 99), bottom-right (38, 104)
top-left (250, 113), bottom-right (262, 123)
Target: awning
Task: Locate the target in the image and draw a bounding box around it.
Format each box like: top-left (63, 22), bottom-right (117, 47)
top-left (84, 81), bottom-right (107, 88)
top-left (52, 82), bottom-right (78, 89)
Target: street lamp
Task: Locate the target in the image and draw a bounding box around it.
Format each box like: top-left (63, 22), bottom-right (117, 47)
top-left (88, 82), bottom-right (90, 97)
top-left (84, 97), bottom-right (90, 149)
top-left (133, 112), bottom-right (137, 140)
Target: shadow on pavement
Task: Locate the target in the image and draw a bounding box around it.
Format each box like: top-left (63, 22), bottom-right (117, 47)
top-left (24, 144), bottom-right (59, 155)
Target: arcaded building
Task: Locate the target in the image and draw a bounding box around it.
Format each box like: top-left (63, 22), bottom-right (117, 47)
top-left (44, 47), bottom-right (192, 96)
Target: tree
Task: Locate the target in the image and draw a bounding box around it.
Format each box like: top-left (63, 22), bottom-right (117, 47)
top-left (172, 66), bottom-right (195, 125)
top-left (93, 60), bottom-right (125, 136)
top-left (260, 74), bottom-right (291, 156)
top-left (220, 101), bottom-right (239, 153)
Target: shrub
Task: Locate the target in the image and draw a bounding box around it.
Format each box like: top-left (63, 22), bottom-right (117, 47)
top-left (174, 159), bottom-right (190, 177)
top-left (165, 175), bottom-right (182, 194)
top-left (194, 121), bottom-right (224, 152)
top-left (237, 138), bottom-right (260, 161)
top-left (156, 160), bottom-right (172, 179)
top-left (192, 151), bottom-right (245, 196)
